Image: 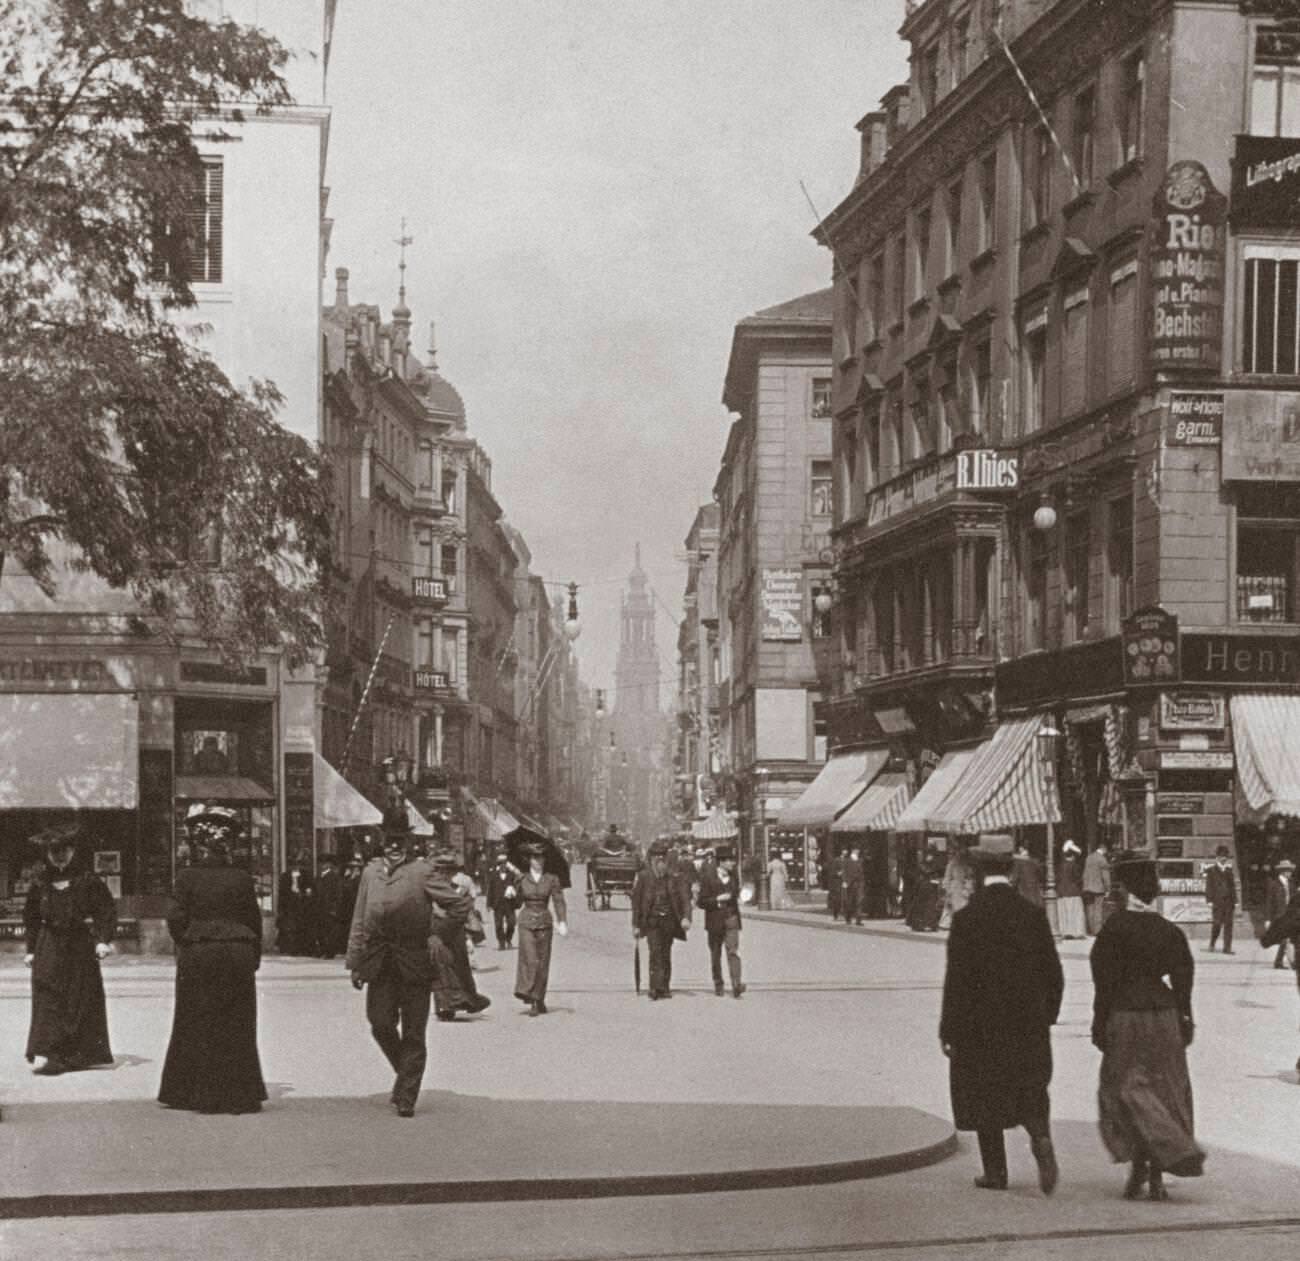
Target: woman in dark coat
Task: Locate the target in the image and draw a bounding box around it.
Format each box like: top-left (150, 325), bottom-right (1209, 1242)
top-left (514, 842), bottom-right (567, 1016)
top-left (158, 805), bottom-right (267, 1115)
top-left (24, 826), bottom-right (116, 1074)
top-left (1090, 851), bottom-right (1204, 1200)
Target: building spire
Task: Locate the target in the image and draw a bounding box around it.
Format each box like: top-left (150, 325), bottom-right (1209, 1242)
top-left (393, 217), bottom-right (413, 319)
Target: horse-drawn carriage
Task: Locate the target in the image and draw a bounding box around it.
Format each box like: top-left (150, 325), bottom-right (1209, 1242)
top-left (585, 831), bottom-right (642, 910)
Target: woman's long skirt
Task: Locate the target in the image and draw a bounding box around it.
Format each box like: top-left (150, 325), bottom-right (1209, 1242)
top-left (26, 927), bottom-right (113, 1068)
top-left (158, 941), bottom-right (266, 1114)
top-left (769, 871), bottom-right (792, 910)
top-left (1098, 1008), bottom-right (1203, 1172)
top-left (1058, 896), bottom-right (1087, 939)
top-left (515, 924), bottom-right (553, 1003)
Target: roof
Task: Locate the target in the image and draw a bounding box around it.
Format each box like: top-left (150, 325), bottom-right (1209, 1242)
top-left (723, 287), bottom-right (834, 412)
top-left (742, 287), bottom-right (835, 326)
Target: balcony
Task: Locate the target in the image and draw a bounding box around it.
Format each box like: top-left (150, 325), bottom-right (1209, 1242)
top-left (413, 488), bottom-right (447, 518)
top-left (1238, 573), bottom-right (1292, 624)
top-left (863, 621), bottom-right (997, 683)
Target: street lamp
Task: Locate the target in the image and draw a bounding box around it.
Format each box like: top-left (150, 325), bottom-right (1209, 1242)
top-left (564, 582), bottom-right (582, 642)
top-left (1035, 721), bottom-right (1062, 939)
top-left (755, 766), bottom-right (771, 910)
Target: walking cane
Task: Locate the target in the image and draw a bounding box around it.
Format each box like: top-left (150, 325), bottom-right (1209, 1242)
top-left (634, 936), bottom-right (641, 995)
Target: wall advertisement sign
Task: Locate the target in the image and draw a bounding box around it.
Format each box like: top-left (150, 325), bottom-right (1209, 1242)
top-left (1149, 161), bottom-right (1226, 373)
top-left (1222, 390), bottom-right (1300, 481)
top-left (1122, 606), bottom-right (1180, 685)
top-left (1159, 690), bottom-right (1226, 731)
top-left (1167, 392), bottom-right (1223, 446)
top-left (1182, 632), bottom-right (1300, 684)
top-left (1230, 134), bottom-right (1300, 229)
top-left (1159, 750), bottom-right (1234, 771)
top-left (955, 448), bottom-right (1019, 491)
top-left (760, 569), bottom-right (804, 642)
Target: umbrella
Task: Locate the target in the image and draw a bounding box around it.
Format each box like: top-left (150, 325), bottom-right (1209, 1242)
top-left (505, 825), bottom-right (571, 890)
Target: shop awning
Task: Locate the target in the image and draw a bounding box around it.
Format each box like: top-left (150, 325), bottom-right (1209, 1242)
top-left (780, 750), bottom-right (888, 827)
top-left (312, 755), bottom-right (383, 829)
top-left (893, 745), bottom-right (984, 834)
top-left (924, 715), bottom-right (1062, 834)
top-left (1231, 694), bottom-right (1300, 823)
top-left (831, 772), bottom-right (912, 833)
top-left (406, 799), bottom-right (435, 837)
top-left (0, 693), bottom-right (138, 809)
top-left (175, 775), bottom-right (275, 803)
top-left (691, 810), bottom-right (739, 840)
top-left (475, 797), bottom-right (519, 840)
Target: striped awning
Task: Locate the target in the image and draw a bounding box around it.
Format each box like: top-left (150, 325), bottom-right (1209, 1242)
top-left (1231, 694), bottom-right (1300, 823)
top-left (691, 810), bottom-right (739, 840)
top-left (924, 715), bottom-right (1062, 834)
top-left (893, 745), bottom-right (984, 834)
top-left (780, 749), bottom-right (889, 827)
top-left (831, 773), bottom-right (911, 833)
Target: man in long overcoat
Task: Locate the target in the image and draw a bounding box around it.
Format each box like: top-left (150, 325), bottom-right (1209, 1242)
top-left (841, 847), bottom-right (866, 925)
top-left (1204, 844), bottom-right (1237, 954)
top-left (631, 840), bottom-right (691, 1000)
top-left (1264, 858), bottom-right (1296, 969)
top-left (940, 834), bottom-right (1064, 1194)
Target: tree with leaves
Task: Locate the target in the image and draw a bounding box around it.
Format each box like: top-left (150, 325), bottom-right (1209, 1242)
top-left (0, 0), bottom-right (332, 670)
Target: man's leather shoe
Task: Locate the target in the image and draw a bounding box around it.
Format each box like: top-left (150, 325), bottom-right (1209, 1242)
top-left (1223, 949), bottom-right (1235, 955)
top-left (33, 1058), bottom-right (66, 1076)
top-left (733, 984), bottom-right (746, 998)
top-left (714, 983), bottom-right (725, 997)
top-left (468, 994), bottom-right (492, 1013)
top-left (662, 990), bottom-right (672, 998)
top-left (1031, 1135), bottom-right (1059, 1196)
top-left (395, 1105), bottom-right (415, 1118)
top-left (973, 1174), bottom-right (1007, 1190)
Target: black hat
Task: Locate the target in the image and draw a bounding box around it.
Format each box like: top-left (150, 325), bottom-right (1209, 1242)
top-left (430, 849), bottom-right (460, 869)
top-left (647, 839), bottom-right (670, 857)
top-left (318, 851), bottom-right (337, 864)
top-left (1214, 845), bottom-right (1231, 858)
top-left (185, 803), bottom-right (238, 829)
top-left (33, 822), bottom-right (81, 851)
top-left (1111, 848), bottom-right (1158, 870)
top-left (966, 833), bottom-right (1014, 863)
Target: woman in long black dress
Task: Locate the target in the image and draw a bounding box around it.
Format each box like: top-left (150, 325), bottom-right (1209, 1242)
top-left (158, 805), bottom-right (267, 1115)
top-left (24, 825), bottom-right (116, 1075)
top-left (1090, 850), bottom-right (1205, 1200)
top-left (514, 842), bottom-right (567, 1016)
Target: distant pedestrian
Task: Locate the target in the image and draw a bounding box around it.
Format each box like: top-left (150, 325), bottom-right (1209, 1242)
top-left (1264, 858), bottom-right (1296, 970)
top-left (1083, 842), bottom-right (1111, 935)
top-left (158, 805), bottom-right (266, 1115)
top-left (346, 822), bottom-right (469, 1117)
top-left (697, 853), bottom-right (744, 998)
top-left (632, 840), bottom-right (690, 1000)
top-left (486, 848), bottom-right (519, 949)
top-left (1260, 879), bottom-right (1300, 1073)
top-left (24, 825), bottom-right (116, 1076)
top-left (940, 834), bottom-right (1062, 1195)
top-left (313, 852), bottom-right (342, 958)
top-left (514, 840), bottom-right (568, 1016)
top-left (428, 851), bottom-right (491, 1022)
top-left (336, 854), bottom-right (365, 953)
top-left (827, 849), bottom-right (844, 921)
top-left (1057, 840), bottom-right (1087, 940)
top-left (907, 847), bottom-right (943, 932)
top-left (1011, 843), bottom-right (1044, 908)
top-left (767, 853), bottom-right (792, 910)
top-left (276, 851), bottom-right (313, 955)
top-left (1091, 850), bottom-right (1205, 1200)
top-left (939, 846), bottom-right (975, 931)
top-left (841, 847), bottom-right (865, 925)
top-left (1204, 845), bottom-right (1236, 954)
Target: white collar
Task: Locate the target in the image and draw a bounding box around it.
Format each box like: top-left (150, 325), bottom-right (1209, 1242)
top-left (983, 875), bottom-right (1011, 886)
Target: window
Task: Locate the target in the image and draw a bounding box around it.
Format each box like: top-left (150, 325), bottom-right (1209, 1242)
top-left (441, 469), bottom-right (457, 513)
top-left (872, 575), bottom-right (895, 675)
top-left (1026, 123), bottom-right (1053, 226)
top-left (1021, 310), bottom-right (1048, 434)
top-left (951, 12), bottom-right (971, 86)
top-left (440, 627), bottom-right (460, 683)
top-left (889, 393), bottom-right (907, 473)
top-left (416, 526), bottom-right (434, 575)
top-left (810, 460), bottom-right (833, 517)
top-left (911, 381), bottom-right (935, 459)
top-left (914, 206), bottom-right (931, 297)
top-left (1117, 48), bottom-right (1146, 166)
top-left (947, 177), bottom-right (963, 274)
top-left (938, 352), bottom-right (958, 447)
top-left (811, 583), bottom-right (832, 640)
top-left (891, 231), bottom-right (906, 321)
top-left (1243, 247), bottom-right (1300, 374)
top-left (1072, 84), bottom-right (1095, 188)
top-left (867, 250), bottom-right (885, 339)
top-left (1108, 258), bottom-right (1139, 392)
top-left (865, 408), bottom-right (882, 487)
top-left (153, 158), bottom-right (223, 285)
top-left (1066, 510), bottom-right (1090, 642)
top-left (811, 377), bottom-right (833, 419)
top-left (971, 338), bottom-right (992, 433)
top-left (977, 151), bottom-right (997, 252)
top-left (418, 440), bottom-right (434, 492)
top-left (1251, 26), bottom-right (1300, 137)
top-left (440, 542), bottom-right (459, 592)
top-left (1024, 525), bottom-right (1049, 651)
top-left (1062, 283), bottom-right (1090, 416)
top-left (1107, 495), bottom-right (1134, 629)
top-left (919, 42), bottom-right (940, 114)
top-left (840, 425), bottom-right (858, 515)
top-left (417, 619), bottom-right (437, 669)
top-left (1237, 485), bottom-right (1300, 623)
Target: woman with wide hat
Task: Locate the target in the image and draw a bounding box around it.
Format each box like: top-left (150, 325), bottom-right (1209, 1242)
top-left (23, 823), bottom-right (117, 1075)
top-left (507, 828), bottom-right (568, 1016)
top-left (158, 804), bottom-right (267, 1114)
top-left (1090, 849), bottom-right (1205, 1200)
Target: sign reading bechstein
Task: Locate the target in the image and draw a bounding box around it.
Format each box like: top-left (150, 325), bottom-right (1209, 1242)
top-left (1149, 161), bottom-right (1226, 373)
top-left (955, 449), bottom-right (1019, 491)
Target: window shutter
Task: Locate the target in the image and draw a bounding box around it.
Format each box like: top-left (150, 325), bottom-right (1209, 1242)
top-left (1109, 266), bottom-right (1137, 392)
top-left (187, 160), bottom-right (223, 284)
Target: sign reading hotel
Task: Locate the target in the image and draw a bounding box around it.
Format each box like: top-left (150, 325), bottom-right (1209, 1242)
top-left (1149, 161), bottom-right (1226, 373)
top-left (415, 669), bottom-right (451, 692)
top-left (1122, 606), bottom-right (1180, 685)
top-left (760, 568), bottom-right (804, 642)
top-left (412, 576), bottom-right (448, 604)
top-left (1231, 134), bottom-right (1300, 229)
top-left (1167, 392), bottom-right (1223, 446)
top-left (955, 448), bottom-right (1019, 491)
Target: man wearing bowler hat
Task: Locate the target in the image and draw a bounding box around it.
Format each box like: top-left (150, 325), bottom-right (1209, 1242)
top-left (1265, 857), bottom-right (1296, 970)
top-left (346, 819), bottom-right (471, 1116)
top-left (940, 833), bottom-right (1064, 1195)
top-left (1204, 844), bottom-right (1237, 954)
top-left (631, 839), bottom-right (691, 1000)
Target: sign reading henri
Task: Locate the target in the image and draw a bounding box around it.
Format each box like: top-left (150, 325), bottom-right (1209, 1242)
top-left (1231, 134), bottom-right (1300, 229)
top-left (761, 569), bottom-right (804, 642)
top-left (956, 449), bottom-right (1019, 491)
top-left (1149, 161), bottom-right (1226, 373)
top-left (1123, 606), bottom-right (1180, 685)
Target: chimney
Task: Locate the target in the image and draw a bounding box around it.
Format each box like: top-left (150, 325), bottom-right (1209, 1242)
top-left (334, 266), bottom-right (349, 310)
top-left (855, 111), bottom-right (888, 183)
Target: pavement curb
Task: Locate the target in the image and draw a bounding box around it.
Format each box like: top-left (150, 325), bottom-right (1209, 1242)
top-left (0, 1126), bottom-right (957, 1220)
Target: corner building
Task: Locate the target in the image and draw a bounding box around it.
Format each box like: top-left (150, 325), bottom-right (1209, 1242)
top-left (814, 0), bottom-right (1300, 926)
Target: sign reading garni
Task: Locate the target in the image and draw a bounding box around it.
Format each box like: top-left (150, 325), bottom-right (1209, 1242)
top-left (760, 568), bottom-right (804, 642)
top-left (1231, 134), bottom-right (1300, 229)
top-left (1149, 161), bottom-right (1226, 373)
top-left (955, 448), bottom-right (1019, 491)
top-left (1122, 606), bottom-right (1180, 685)
top-left (1167, 392), bottom-right (1223, 446)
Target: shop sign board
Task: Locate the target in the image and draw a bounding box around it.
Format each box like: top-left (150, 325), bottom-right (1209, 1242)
top-left (414, 669), bottom-right (451, 692)
top-left (1160, 894), bottom-right (1213, 924)
top-left (1222, 390), bottom-right (1300, 481)
top-left (1159, 750), bottom-right (1234, 770)
top-left (1159, 793), bottom-right (1205, 815)
top-left (1159, 690), bottom-right (1226, 731)
top-left (760, 568), bottom-right (804, 642)
top-left (1149, 161), bottom-right (1226, 373)
top-left (412, 576), bottom-right (448, 605)
top-left (1231, 134), bottom-right (1300, 229)
top-left (1122, 606), bottom-right (1180, 685)
top-left (955, 448), bottom-right (1019, 491)
top-left (284, 751), bottom-right (314, 859)
top-left (1182, 632), bottom-right (1300, 684)
top-left (1167, 392), bottom-right (1223, 446)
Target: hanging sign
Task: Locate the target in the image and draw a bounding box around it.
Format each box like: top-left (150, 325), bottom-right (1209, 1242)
top-left (1149, 161), bottom-right (1226, 373)
top-left (1122, 606), bottom-right (1180, 685)
top-left (1167, 392), bottom-right (1223, 446)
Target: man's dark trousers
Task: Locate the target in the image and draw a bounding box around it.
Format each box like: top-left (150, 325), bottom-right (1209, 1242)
top-left (646, 912), bottom-right (677, 996)
top-left (976, 1090), bottom-right (1051, 1181)
top-left (365, 957), bottom-right (431, 1110)
top-left (843, 882), bottom-right (864, 924)
top-left (494, 903), bottom-right (516, 948)
top-left (708, 922), bottom-right (742, 992)
top-left (1210, 901), bottom-right (1234, 952)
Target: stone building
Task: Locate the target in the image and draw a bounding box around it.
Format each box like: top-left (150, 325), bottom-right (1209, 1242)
top-left (674, 505), bottom-right (721, 824)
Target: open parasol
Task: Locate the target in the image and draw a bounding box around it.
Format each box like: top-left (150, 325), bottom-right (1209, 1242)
top-left (505, 825), bottom-right (572, 890)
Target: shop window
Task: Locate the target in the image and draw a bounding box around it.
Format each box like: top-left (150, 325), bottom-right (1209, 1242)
top-left (1237, 485), bottom-right (1300, 623)
top-left (1107, 494), bottom-right (1134, 630)
top-left (1116, 48), bottom-right (1146, 166)
top-left (810, 460), bottom-right (833, 517)
top-left (1066, 509), bottom-right (1091, 643)
top-left (811, 377), bottom-right (833, 419)
top-left (1021, 311), bottom-right (1048, 435)
top-left (1251, 26), bottom-right (1300, 137)
top-left (1242, 247), bottom-right (1300, 375)
top-left (1072, 83), bottom-right (1096, 188)
top-left (977, 150), bottom-right (997, 252)
top-left (1108, 259), bottom-right (1138, 393)
top-left (1062, 284), bottom-right (1090, 416)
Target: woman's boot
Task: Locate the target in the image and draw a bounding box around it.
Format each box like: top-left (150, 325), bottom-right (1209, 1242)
top-left (1123, 1157), bottom-right (1148, 1200)
top-left (1147, 1162), bottom-right (1169, 1201)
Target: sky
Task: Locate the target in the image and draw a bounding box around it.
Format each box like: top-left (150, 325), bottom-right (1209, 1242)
top-left (323, 0), bottom-right (909, 694)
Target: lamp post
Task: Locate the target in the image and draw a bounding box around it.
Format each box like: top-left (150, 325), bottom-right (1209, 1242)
top-left (755, 766), bottom-right (771, 910)
top-left (1036, 721), bottom-right (1062, 939)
